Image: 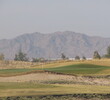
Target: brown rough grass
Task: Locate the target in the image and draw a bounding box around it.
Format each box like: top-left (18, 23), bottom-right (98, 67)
top-left (0, 60), bottom-right (37, 69)
top-left (0, 59), bottom-right (110, 69)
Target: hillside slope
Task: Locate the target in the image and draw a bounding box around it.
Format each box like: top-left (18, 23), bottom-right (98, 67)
top-left (0, 31), bottom-right (110, 59)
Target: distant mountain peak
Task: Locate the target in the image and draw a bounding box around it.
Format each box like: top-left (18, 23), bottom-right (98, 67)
top-left (0, 31), bottom-right (110, 59)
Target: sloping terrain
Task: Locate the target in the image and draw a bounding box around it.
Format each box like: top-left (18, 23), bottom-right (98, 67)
top-left (46, 64), bottom-right (110, 75)
top-left (0, 31), bottom-right (110, 59)
top-left (0, 62), bottom-right (110, 98)
top-left (0, 63), bottom-right (110, 86)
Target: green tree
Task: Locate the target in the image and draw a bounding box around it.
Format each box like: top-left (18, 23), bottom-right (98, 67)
top-left (104, 46), bottom-right (110, 58)
top-left (82, 56), bottom-right (86, 60)
top-left (14, 50), bottom-right (29, 61)
top-left (93, 51), bottom-right (101, 59)
top-left (32, 58), bottom-right (43, 62)
top-left (0, 53), bottom-right (4, 60)
top-left (75, 56), bottom-right (80, 60)
top-left (61, 53), bottom-right (66, 60)
top-left (32, 58), bottom-right (39, 62)
top-left (107, 46), bottom-right (110, 55)
top-left (32, 57), bottom-right (46, 62)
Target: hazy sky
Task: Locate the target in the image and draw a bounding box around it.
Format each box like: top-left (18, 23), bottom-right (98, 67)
top-left (0, 0), bottom-right (110, 39)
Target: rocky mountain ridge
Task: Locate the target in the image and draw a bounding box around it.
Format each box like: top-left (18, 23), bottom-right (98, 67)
top-left (0, 31), bottom-right (110, 59)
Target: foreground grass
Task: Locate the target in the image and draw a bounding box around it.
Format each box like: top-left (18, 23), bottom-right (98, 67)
top-left (46, 64), bottom-right (110, 76)
top-left (0, 82), bottom-right (110, 97)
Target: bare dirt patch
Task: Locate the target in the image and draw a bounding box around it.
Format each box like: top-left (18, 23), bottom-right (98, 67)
top-left (0, 72), bottom-right (110, 85)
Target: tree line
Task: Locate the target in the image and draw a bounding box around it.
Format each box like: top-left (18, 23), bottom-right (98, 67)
top-left (61, 46), bottom-right (110, 60)
top-left (93, 46), bottom-right (110, 59)
top-left (0, 46), bottom-right (110, 62)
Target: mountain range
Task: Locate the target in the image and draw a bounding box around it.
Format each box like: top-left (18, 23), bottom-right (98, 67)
top-left (0, 31), bottom-right (110, 60)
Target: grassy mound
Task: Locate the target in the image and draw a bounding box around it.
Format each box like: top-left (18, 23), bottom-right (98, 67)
top-left (46, 64), bottom-right (110, 75)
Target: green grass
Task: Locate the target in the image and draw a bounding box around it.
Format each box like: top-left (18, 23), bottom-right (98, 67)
top-left (0, 63), bottom-right (110, 97)
top-left (0, 82), bottom-right (60, 97)
top-left (0, 64), bottom-right (110, 76)
top-left (0, 82), bottom-right (110, 97)
top-left (45, 64), bottom-right (110, 75)
top-left (0, 68), bottom-right (40, 76)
